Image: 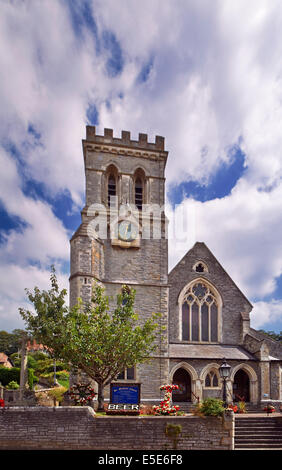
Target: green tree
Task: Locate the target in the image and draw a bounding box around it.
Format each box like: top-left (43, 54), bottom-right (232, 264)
top-left (258, 330), bottom-right (282, 343)
top-left (64, 284), bottom-right (163, 409)
top-left (19, 268), bottom-right (164, 410)
top-left (0, 329), bottom-right (26, 355)
top-left (19, 266), bottom-right (68, 359)
top-left (0, 330), bottom-right (12, 354)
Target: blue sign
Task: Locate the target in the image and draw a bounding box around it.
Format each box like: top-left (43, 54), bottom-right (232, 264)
top-left (111, 384), bottom-right (140, 404)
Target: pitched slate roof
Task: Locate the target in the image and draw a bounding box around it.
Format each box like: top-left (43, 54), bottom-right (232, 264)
top-left (169, 344), bottom-right (257, 361)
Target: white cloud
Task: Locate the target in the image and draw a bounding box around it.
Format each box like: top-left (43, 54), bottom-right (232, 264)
top-left (93, 0), bottom-right (282, 192)
top-left (0, 147), bottom-right (69, 331)
top-left (0, 265), bottom-right (69, 332)
top-left (167, 176), bottom-right (282, 329)
top-left (0, 0), bottom-right (282, 332)
top-left (251, 300), bottom-right (282, 330)
top-left (0, 0), bottom-right (104, 204)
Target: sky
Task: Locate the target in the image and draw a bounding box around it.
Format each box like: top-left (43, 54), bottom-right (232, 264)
top-left (0, 0), bottom-right (282, 334)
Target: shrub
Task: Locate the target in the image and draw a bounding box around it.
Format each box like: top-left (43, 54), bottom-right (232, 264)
top-left (0, 367), bottom-right (20, 387)
top-left (30, 351), bottom-right (49, 361)
top-left (54, 370), bottom-right (69, 380)
top-left (7, 380), bottom-right (19, 390)
top-left (198, 398), bottom-right (225, 417)
top-left (45, 362), bottom-right (70, 373)
top-left (0, 367), bottom-right (36, 390)
top-left (47, 386), bottom-right (67, 404)
top-left (10, 354), bottom-right (37, 370)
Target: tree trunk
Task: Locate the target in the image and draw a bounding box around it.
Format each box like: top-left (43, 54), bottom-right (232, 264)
top-left (19, 335), bottom-right (28, 402)
top-left (97, 382), bottom-right (105, 411)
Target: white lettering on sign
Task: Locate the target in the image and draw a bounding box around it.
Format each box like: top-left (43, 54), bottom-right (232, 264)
top-left (108, 403), bottom-right (140, 411)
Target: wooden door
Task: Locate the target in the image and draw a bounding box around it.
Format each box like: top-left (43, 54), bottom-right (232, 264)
top-left (172, 368), bottom-right (191, 402)
top-left (233, 369), bottom-right (250, 402)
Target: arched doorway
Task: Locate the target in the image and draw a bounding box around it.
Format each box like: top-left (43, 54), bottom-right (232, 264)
top-left (172, 368), bottom-right (191, 402)
top-left (233, 369), bottom-right (250, 402)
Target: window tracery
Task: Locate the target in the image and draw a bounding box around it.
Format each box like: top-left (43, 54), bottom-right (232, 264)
top-left (181, 281), bottom-right (219, 342)
top-left (204, 370), bottom-right (219, 388)
top-left (193, 261), bottom-right (208, 273)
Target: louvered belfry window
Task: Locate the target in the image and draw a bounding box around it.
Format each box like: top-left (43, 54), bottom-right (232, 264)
top-left (108, 174), bottom-right (116, 206)
top-left (135, 177), bottom-right (143, 210)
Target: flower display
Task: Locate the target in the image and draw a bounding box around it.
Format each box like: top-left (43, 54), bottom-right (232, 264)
top-left (264, 404), bottom-right (275, 414)
top-left (0, 399), bottom-right (4, 408)
top-left (153, 384), bottom-right (180, 415)
top-left (227, 404), bottom-right (238, 413)
top-left (69, 382), bottom-right (96, 406)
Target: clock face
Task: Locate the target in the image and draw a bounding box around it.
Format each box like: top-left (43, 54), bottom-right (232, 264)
top-left (118, 220), bottom-right (138, 242)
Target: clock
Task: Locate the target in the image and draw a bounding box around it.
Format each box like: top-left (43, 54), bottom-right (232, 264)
top-left (111, 219), bottom-right (140, 248)
top-left (118, 220), bottom-right (139, 242)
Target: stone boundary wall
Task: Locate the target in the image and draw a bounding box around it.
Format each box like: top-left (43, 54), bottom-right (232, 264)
top-left (0, 407), bottom-right (234, 450)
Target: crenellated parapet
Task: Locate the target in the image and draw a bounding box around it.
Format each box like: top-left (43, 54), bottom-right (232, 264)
top-left (85, 126), bottom-right (166, 152)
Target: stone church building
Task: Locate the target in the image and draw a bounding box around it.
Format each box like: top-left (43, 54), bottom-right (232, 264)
top-left (70, 126), bottom-right (282, 408)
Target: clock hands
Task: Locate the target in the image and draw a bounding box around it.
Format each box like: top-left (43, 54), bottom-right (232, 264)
top-left (118, 221), bottom-right (137, 241)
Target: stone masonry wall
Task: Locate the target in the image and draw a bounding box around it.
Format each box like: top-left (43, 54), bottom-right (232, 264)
top-left (169, 242), bottom-right (252, 345)
top-left (0, 407), bottom-right (234, 450)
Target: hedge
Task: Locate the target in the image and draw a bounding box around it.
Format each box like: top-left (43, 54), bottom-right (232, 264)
top-left (0, 367), bottom-right (36, 389)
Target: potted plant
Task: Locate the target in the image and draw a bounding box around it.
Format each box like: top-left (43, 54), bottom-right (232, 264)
top-left (238, 401), bottom-right (247, 413)
top-left (227, 404), bottom-right (238, 413)
top-left (263, 404), bottom-right (275, 414)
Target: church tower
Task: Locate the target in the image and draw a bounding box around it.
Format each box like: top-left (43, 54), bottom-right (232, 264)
top-left (70, 126), bottom-right (169, 401)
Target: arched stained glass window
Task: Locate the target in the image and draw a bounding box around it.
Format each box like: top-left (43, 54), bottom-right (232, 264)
top-left (181, 282), bottom-right (219, 342)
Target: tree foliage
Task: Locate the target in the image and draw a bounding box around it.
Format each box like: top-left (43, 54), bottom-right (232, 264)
top-left (19, 267), bottom-right (164, 409)
top-left (0, 329), bottom-right (26, 355)
top-left (19, 265), bottom-right (68, 359)
top-left (258, 329), bottom-right (282, 343)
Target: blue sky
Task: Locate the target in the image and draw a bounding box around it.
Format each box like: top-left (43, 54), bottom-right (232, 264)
top-left (0, 0), bottom-right (282, 334)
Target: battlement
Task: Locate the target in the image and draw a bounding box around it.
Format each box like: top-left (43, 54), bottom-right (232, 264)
top-left (85, 126), bottom-right (165, 152)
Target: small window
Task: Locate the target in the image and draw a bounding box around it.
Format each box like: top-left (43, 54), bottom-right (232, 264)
top-left (127, 367), bottom-right (135, 380)
top-left (205, 374), bottom-right (211, 387)
top-left (121, 285), bottom-right (131, 305)
top-left (117, 367), bottom-right (135, 380)
top-left (195, 263), bottom-right (204, 272)
top-left (117, 370), bottom-right (125, 380)
top-left (205, 370), bottom-right (219, 388)
top-left (193, 261), bottom-right (208, 273)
